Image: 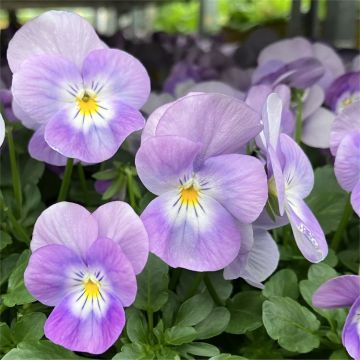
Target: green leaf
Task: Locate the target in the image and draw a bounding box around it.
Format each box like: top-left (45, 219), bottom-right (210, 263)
top-left (0, 254), bottom-right (19, 286)
top-left (21, 159), bottom-right (45, 185)
top-left (113, 343), bottom-right (155, 360)
top-left (155, 346), bottom-right (180, 360)
top-left (179, 342), bottom-right (220, 357)
top-left (175, 293), bottom-right (213, 327)
top-left (0, 322), bottom-right (14, 352)
top-left (2, 341), bottom-right (84, 359)
top-left (262, 296), bottom-right (320, 353)
top-left (210, 355), bottom-right (247, 360)
top-left (263, 269), bottom-right (299, 299)
top-left (12, 313), bottom-right (46, 343)
top-left (2, 250), bottom-right (35, 307)
top-left (134, 254), bottom-right (169, 312)
top-left (0, 231), bottom-right (12, 251)
top-left (323, 249), bottom-right (338, 267)
top-left (194, 307), bottom-right (230, 339)
top-left (164, 326), bottom-right (197, 345)
top-left (305, 165), bottom-right (347, 234)
top-left (205, 272), bottom-right (233, 301)
top-left (162, 291), bottom-right (181, 328)
top-left (226, 291), bottom-right (263, 334)
top-left (329, 349), bottom-right (351, 359)
top-left (338, 249), bottom-right (359, 273)
top-left (125, 308), bottom-right (148, 344)
top-left (92, 169), bottom-right (118, 180)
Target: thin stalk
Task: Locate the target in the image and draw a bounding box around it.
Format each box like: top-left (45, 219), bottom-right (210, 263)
top-left (204, 274), bottom-right (223, 306)
top-left (57, 158), bottom-right (74, 202)
top-left (294, 91), bottom-right (303, 144)
top-left (77, 164), bottom-right (89, 204)
top-left (332, 194), bottom-right (353, 251)
top-left (126, 172), bottom-right (136, 210)
top-left (184, 272), bottom-right (205, 300)
top-left (6, 127), bottom-right (22, 215)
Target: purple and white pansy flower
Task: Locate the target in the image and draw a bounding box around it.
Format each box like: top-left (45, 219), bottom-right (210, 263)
top-left (313, 275), bottom-right (360, 360)
top-left (8, 10), bottom-right (150, 165)
top-left (136, 93), bottom-right (268, 271)
top-left (24, 201), bottom-right (149, 354)
top-left (259, 93), bottom-right (328, 262)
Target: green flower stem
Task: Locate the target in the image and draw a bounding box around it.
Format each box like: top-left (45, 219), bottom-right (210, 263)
top-left (77, 164), bottom-right (89, 204)
top-left (126, 172), bottom-right (136, 210)
top-left (184, 272), bottom-right (205, 300)
top-left (204, 274), bottom-right (223, 306)
top-left (147, 309), bottom-right (154, 333)
top-left (331, 193), bottom-right (353, 251)
top-left (57, 158), bottom-right (74, 202)
top-left (294, 90), bottom-right (303, 144)
top-left (6, 127), bottom-right (22, 215)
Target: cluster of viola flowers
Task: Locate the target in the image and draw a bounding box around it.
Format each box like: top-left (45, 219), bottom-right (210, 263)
top-left (0, 10), bottom-right (359, 358)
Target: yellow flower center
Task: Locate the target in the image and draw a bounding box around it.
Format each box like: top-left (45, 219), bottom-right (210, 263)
top-left (342, 97), bottom-right (353, 108)
top-left (268, 177), bottom-right (278, 197)
top-left (76, 91), bottom-right (99, 116)
top-left (180, 185), bottom-right (199, 206)
top-left (83, 278), bottom-right (101, 299)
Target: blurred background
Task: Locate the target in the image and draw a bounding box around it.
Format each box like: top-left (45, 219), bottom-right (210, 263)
top-left (0, 0), bottom-right (359, 92)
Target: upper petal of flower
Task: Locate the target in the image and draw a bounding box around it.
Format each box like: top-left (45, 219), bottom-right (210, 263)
top-left (0, 113), bottom-right (4, 147)
top-left (141, 191), bottom-right (241, 271)
top-left (155, 93), bottom-right (262, 165)
top-left (196, 153), bottom-right (268, 223)
top-left (81, 48), bottom-right (150, 110)
top-left (135, 135), bottom-right (202, 195)
top-left (92, 202), bottom-right (149, 275)
top-left (312, 275), bottom-right (360, 308)
top-left (7, 10), bottom-right (106, 73)
top-left (31, 202), bottom-right (99, 258)
top-left (334, 131), bottom-right (360, 192)
top-left (342, 296), bottom-right (360, 360)
top-left (286, 198), bottom-right (327, 263)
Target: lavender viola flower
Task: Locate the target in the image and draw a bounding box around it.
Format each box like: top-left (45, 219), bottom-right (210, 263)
top-left (326, 71), bottom-right (360, 114)
top-left (24, 201), bottom-right (148, 354)
top-left (330, 102), bottom-right (360, 216)
top-left (253, 37), bottom-right (345, 91)
top-left (259, 94), bottom-right (328, 262)
top-left (8, 11), bottom-right (150, 165)
top-left (136, 93), bottom-right (268, 271)
top-left (223, 224), bottom-right (279, 288)
top-left (313, 275), bottom-right (360, 360)
top-left (0, 113), bottom-right (5, 147)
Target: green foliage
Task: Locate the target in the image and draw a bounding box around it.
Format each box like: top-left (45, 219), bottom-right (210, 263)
top-left (263, 269), bottom-right (299, 299)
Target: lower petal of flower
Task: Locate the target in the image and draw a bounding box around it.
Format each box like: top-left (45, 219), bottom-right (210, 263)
top-left (342, 296), bottom-right (360, 360)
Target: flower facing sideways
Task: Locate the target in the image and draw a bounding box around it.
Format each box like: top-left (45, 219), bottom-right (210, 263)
top-left (8, 11), bottom-right (150, 165)
top-left (136, 93), bottom-right (268, 271)
top-left (24, 202), bottom-right (148, 354)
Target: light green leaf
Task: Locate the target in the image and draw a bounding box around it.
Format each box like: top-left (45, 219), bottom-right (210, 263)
top-left (194, 307), bottom-right (230, 339)
top-left (210, 355), bottom-right (247, 360)
top-left (12, 313), bottom-right (46, 343)
top-left (0, 254), bottom-right (19, 286)
top-left (263, 269), bottom-right (299, 299)
top-left (134, 254), bottom-right (169, 312)
top-left (0, 322), bottom-right (14, 352)
top-left (175, 293), bottom-right (213, 327)
top-left (0, 231), bottom-right (12, 251)
top-left (2, 250), bottom-right (35, 307)
top-left (329, 349), bottom-right (351, 359)
top-left (262, 296), bottom-right (320, 353)
top-left (179, 342), bottom-right (220, 357)
top-left (226, 291), bottom-right (263, 334)
top-left (113, 343), bottom-right (155, 360)
top-left (162, 291), bottom-right (181, 328)
top-left (125, 308), bottom-right (148, 344)
top-left (164, 326), bottom-right (197, 345)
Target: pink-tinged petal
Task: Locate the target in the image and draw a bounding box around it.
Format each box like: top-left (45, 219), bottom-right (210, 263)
top-left (197, 154), bottom-right (267, 223)
top-left (246, 84), bottom-right (272, 113)
top-left (258, 37), bottom-right (313, 65)
top-left (135, 136), bottom-right (201, 195)
top-left (0, 113), bottom-right (4, 147)
top-left (12, 54), bottom-right (81, 125)
top-left (302, 107), bottom-right (335, 149)
top-left (7, 10), bottom-right (106, 73)
top-left (45, 100), bottom-right (145, 163)
top-left (92, 202), bottom-right (149, 275)
top-left (86, 238), bottom-right (137, 307)
top-left (312, 42), bottom-right (345, 91)
top-left (28, 127), bottom-right (68, 166)
top-left (263, 93), bottom-right (282, 149)
top-left (286, 198), bottom-right (328, 263)
top-left (280, 134), bottom-right (314, 199)
top-left (302, 85), bottom-right (325, 119)
top-left (342, 296), bottom-right (360, 360)
top-left (82, 49), bottom-right (150, 110)
top-left (155, 93), bottom-right (262, 165)
top-left (141, 191), bottom-right (241, 271)
top-left (241, 229), bottom-right (280, 287)
top-left (351, 181), bottom-right (360, 217)
top-left (45, 292), bottom-right (125, 355)
top-left (334, 132), bottom-right (360, 192)
top-left (189, 81), bottom-right (244, 99)
top-left (12, 100), bottom-right (38, 130)
top-left (312, 275), bottom-right (360, 308)
top-left (24, 244), bottom-right (83, 306)
top-left (330, 102), bottom-right (360, 155)
top-left (255, 208), bottom-right (289, 230)
top-left (31, 202), bottom-right (98, 258)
